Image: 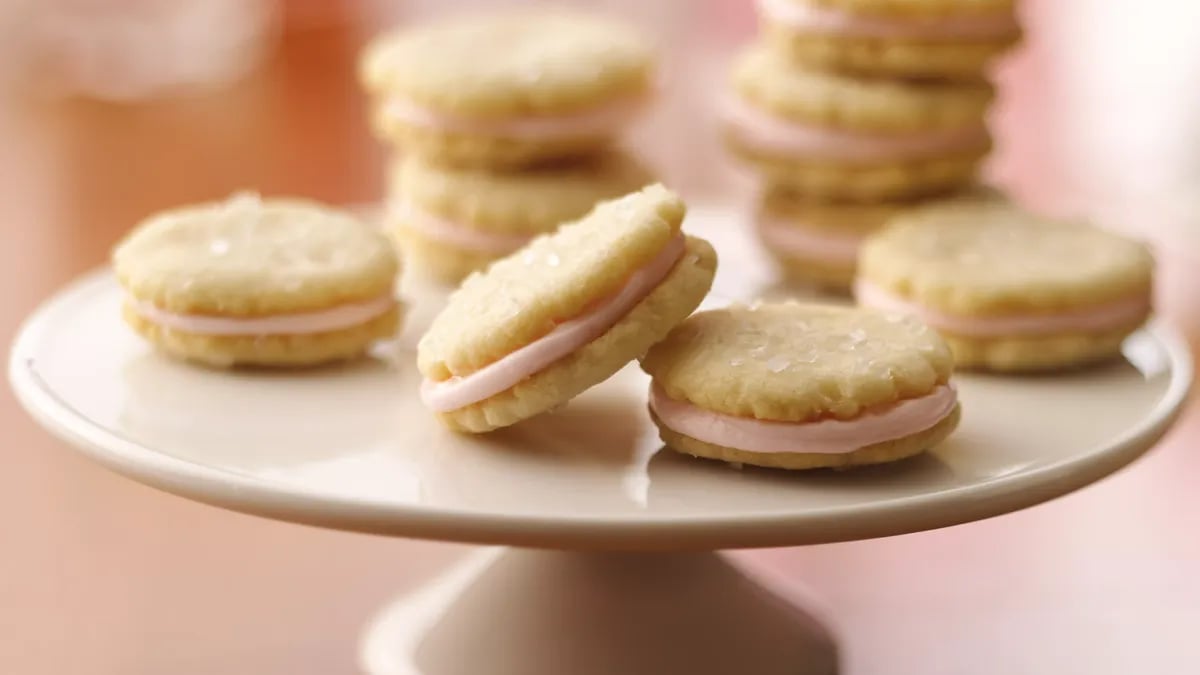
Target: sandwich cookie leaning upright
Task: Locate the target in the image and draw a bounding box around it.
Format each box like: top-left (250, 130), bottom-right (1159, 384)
top-left (390, 151), bottom-right (653, 283)
top-left (361, 10), bottom-right (655, 168)
top-left (113, 194), bottom-right (402, 368)
top-left (724, 43), bottom-right (992, 200)
top-left (856, 200), bottom-right (1154, 371)
top-left (418, 184), bottom-right (717, 433)
top-left (641, 303), bottom-right (960, 470)
top-left (759, 0), bottom-right (1020, 80)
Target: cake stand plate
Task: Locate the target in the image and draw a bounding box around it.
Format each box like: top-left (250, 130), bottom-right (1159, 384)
top-left (9, 206), bottom-right (1192, 674)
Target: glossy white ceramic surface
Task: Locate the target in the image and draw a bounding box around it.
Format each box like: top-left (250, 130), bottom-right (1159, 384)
top-left (9, 206), bottom-right (1192, 550)
top-left (359, 549), bottom-right (838, 675)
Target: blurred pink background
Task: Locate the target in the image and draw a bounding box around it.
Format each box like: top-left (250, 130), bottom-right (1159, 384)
top-left (1, 1), bottom-right (1198, 673)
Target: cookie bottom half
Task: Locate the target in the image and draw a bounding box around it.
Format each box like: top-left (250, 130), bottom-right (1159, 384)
top-left (435, 237), bottom-right (718, 433)
top-left (653, 403), bottom-right (961, 470)
top-left (123, 303), bottom-right (402, 368)
top-left (392, 223), bottom-right (507, 285)
top-left (375, 114), bottom-right (614, 169)
top-left (764, 24), bottom-right (1018, 80)
top-left (942, 325), bottom-right (1143, 372)
top-left (728, 137), bottom-right (987, 201)
top-left (769, 251), bottom-right (857, 292)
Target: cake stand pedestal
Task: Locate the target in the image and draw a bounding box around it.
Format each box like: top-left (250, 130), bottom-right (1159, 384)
top-left (9, 207), bottom-right (1191, 674)
top-left (360, 549), bottom-right (837, 675)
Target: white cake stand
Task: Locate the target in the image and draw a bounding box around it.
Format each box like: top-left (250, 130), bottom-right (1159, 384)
top-left (9, 207), bottom-right (1192, 675)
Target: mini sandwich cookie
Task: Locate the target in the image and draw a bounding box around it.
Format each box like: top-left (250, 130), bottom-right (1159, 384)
top-left (759, 0), bottom-right (1020, 80)
top-left (361, 11), bottom-right (654, 168)
top-left (418, 185), bottom-right (717, 433)
top-left (756, 184), bottom-right (1002, 289)
top-left (725, 44), bottom-right (992, 200)
top-left (856, 201), bottom-right (1154, 371)
top-left (390, 152), bottom-right (653, 283)
top-left (113, 194), bottom-right (402, 368)
top-left (641, 303), bottom-right (960, 470)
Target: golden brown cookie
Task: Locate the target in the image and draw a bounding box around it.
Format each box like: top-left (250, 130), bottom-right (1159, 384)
top-left (418, 185), bottom-right (717, 432)
top-left (361, 10), bottom-right (655, 168)
top-left (112, 193), bottom-right (402, 368)
top-left (725, 43), bottom-right (991, 200)
top-left (856, 200), bottom-right (1154, 371)
top-left (754, 184), bottom-right (1001, 290)
top-left (640, 302), bottom-right (959, 469)
top-left (759, 0), bottom-right (1020, 80)
top-left (389, 152), bottom-right (653, 283)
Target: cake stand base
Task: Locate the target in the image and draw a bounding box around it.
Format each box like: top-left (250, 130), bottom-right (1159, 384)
top-left (360, 548), bottom-right (838, 675)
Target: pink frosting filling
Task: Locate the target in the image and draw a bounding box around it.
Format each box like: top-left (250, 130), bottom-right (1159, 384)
top-left (854, 280), bottom-right (1151, 336)
top-left (759, 0), bottom-right (1018, 40)
top-left (133, 294), bottom-right (396, 336)
top-left (383, 95), bottom-right (643, 141)
top-left (650, 383), bottom-right (957, 454)
top-left (724, 95), bottom-right (987, 162)
top-left (400, 201), bottom-right (532, 255)
top-left (757, 214), bottom-right (864, 263)
top-left (420, 234), bottom-right (686, 412)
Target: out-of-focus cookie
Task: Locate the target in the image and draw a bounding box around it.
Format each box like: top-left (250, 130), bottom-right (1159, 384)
top-left (418, 184), bottom-right (717, 433)
top-left (641, 302), bottom-right (960, 469)
top-left (759, 0), bottom-right (1020, 80)
top-left (856, 200), bottom-right (1154, 371)
top-left (754, 184), bottom-right (1001, 290)
top-left (389, 152), bottom-right (653, 283)
top-left (113, 193), bottom-right (402, 368)
top-left (724, 43), bottom-right (992, 201)
top-left (361, 10), bottom-right (654, 168)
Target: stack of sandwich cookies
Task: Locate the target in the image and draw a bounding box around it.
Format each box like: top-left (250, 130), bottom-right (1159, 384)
top-left (418, 185), bottom-right (717, 433)
top-left (641, 303), bottom-right (960, 469)
top-left (390, 151), bottom-right (652, 283)
top-left (113, 194), bottom-right (402, 368)
top-left (725, 44), bottom-right (993, 200)
top-left (759, 0), bottom-right (1020, 80)
top-left (727, 1), bottom-right (1020, 290)
top-left (361, 11), bottom-right (654, 168)
top-left (361, 10), bottom-right (658, 284)
top-left (856, 200), bottom-right (1154, 371)
top-left (755, 190), bottom-right (888, 288)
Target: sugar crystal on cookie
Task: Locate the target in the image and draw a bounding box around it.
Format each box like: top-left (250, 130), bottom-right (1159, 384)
top-left (766, 355), bottom-right (791, 373)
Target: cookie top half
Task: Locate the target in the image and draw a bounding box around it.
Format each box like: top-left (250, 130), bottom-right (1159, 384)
top-left (760, 183), bottom-right (1003, 233)
top-left (803, 0), bottom-right (1014, 14)
top-left (418, 184), bottom-right (690, 379)
top-left (394, 151), bottom-right (653, 233)
top-left (759, 192), bottom-right (906, 236)
top-left (858, 201), bottom-right (1155, 316)
top-left (642, 303), bottom-right (953, 422)
top-left (361, 11), bottom-right (654, 117)
top-left (732, 43), bottom-right (993, 132)
top-left (113, 194), bottom-right (398, 316)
